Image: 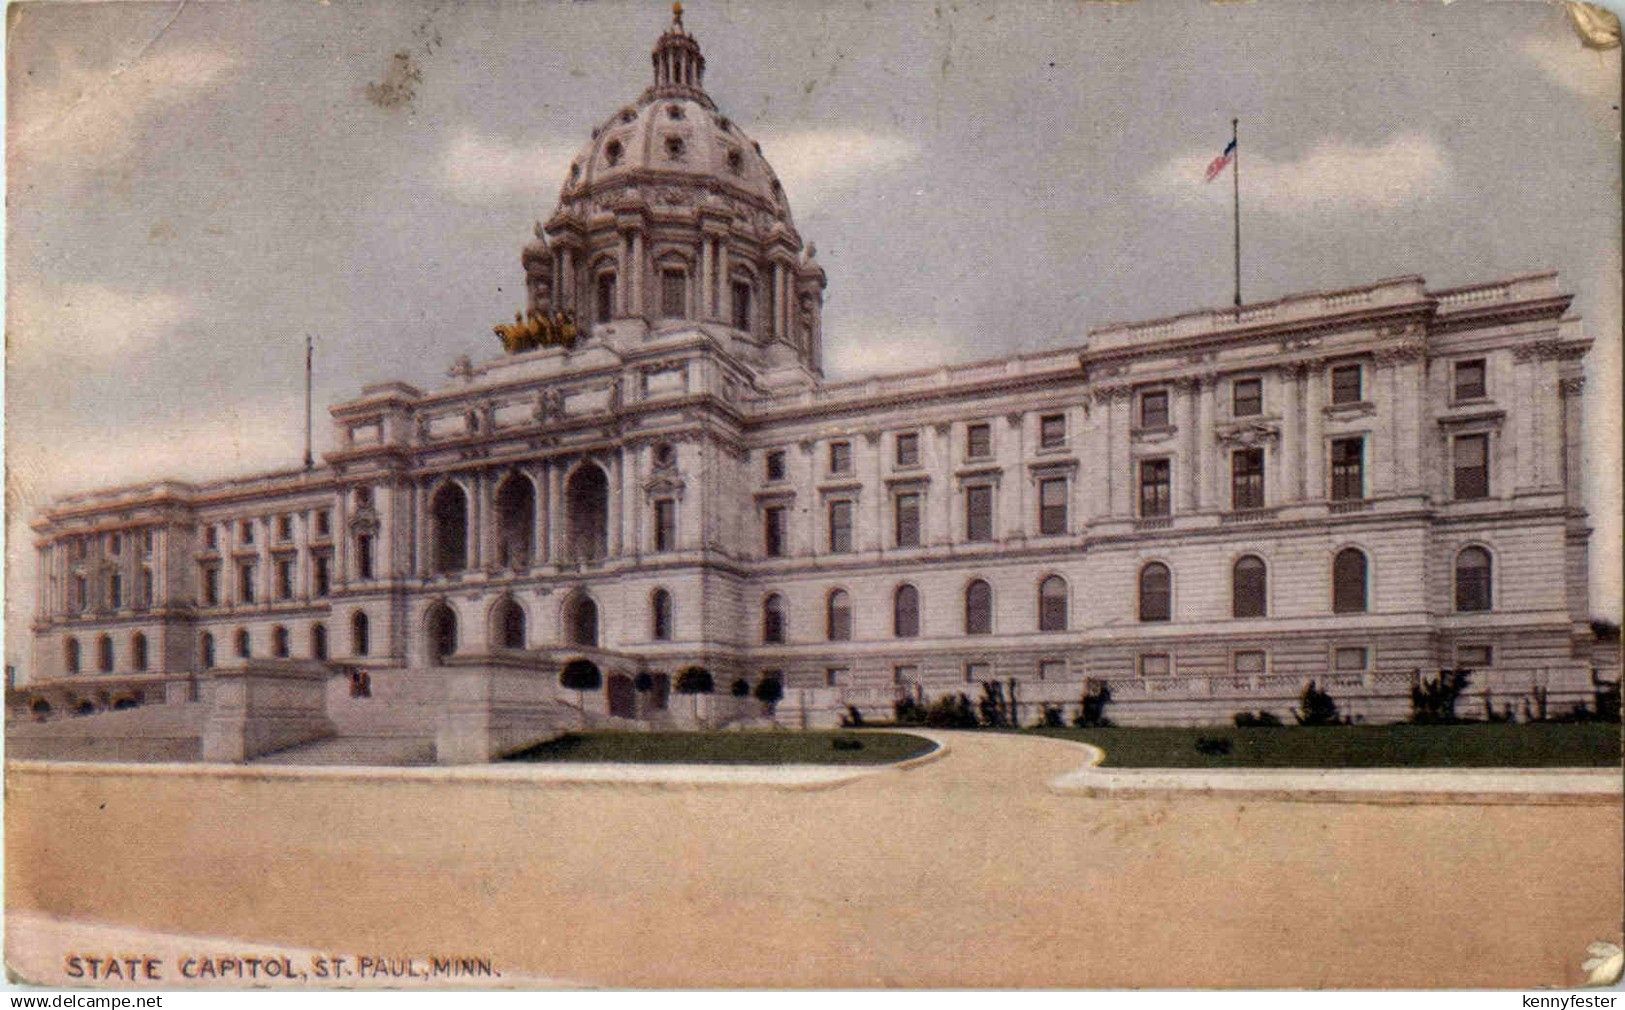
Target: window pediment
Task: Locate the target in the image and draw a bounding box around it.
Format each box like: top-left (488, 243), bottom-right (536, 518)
top-left (1436, 407), bottom-right (1505, 432)
top-left (1216, 420), bottom-right (1281, 448)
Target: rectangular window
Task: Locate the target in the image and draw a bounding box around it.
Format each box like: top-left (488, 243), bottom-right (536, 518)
top-left (1231, 449), bottom-right (1265, 510)
top-left (763, 506), bottom-right (787, 557)
top-left (654, 499), bottom-right (677, 552)
top-left (356, 535), bottom-right (374, 580)
top-left (139, 530), bottom-right (154, 558)
top-left (661, 270), bottom-right (686, 318)
top-left (895, 492), bottom-right (921, 547)
top-left (1232, 650), bottom-right (1267, 677)
top-left (764, 450), bottom-right (787, 482)
top-left (313, 554), bottom-right (331, 598)
top-left (829, 441), bottom-right (852, 474)
top-left (1454, 358), bottom-right (1487, 401)
top-left (1331, 363), bottom-right (1363, 405)
top-left (1039, 413), bottom-right (1067, 449)
top-left (240, 520), bottom-right (255, 545)
top-left (1039, 477), bottom-right (1068, 535)
top-left (1139, 390), bottom-right (1170, 429)
top-left (277, 515), bottom-right (293, 543)
top-left (1138, 653), bottom-right (1171, 678)
top-left (109, 574), bottom-right (123, 609)
top-left (1456, 644), bottom-right (1493, 668)
top-left (1333, 646), bottom-right (1369, 673)
top-left (315, 510), bottom-right (331, 538)
top-left (828, 500), bottom-right (853, 553)
top-left (275, 558), bottom-right (295, 600)
top-left (205, 526), bottom-right (219, 550)
top-left (202, 565), bottom-right (220, 606)
top-left (1232, 377), bottom-right (1263, 417)
top-left (1453, 434), bottom-right (1489, 500)
top-left (965, 423), bottom-right (992, 460)
top-left (1330, 437), bottom-right (1364, 501)
top-left (966, 485), bottom-right (994, 542)
top-left (238, 561), bottom-right (256, 604)
top-left (109, 532), bottom-right (123, 556)
top-left (894, 432), bottom-right (920, 468)
top-left (964, 662), bottom-right (990, 685)
top-left (731, 281), bottom-right (752, 331)
top-left (1038, 659), bottom-right (1066, 682)
top-left (1139, 458), bottom-right (1172, 517)
top-left (893, 665), bottom-right (919, 686)
top-left (597, 273), bottom-right (617, 322)
top-left (825, 667), bottom-right (846, 687)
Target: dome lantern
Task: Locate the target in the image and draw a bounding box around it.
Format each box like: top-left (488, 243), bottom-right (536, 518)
top-left (644, 2), bottom-right (711, 108)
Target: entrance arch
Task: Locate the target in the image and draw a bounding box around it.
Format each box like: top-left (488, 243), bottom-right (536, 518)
top-left (494, 473), bottom-right (535, 570)
top-left (425, 601), bottom-right (458, 665)
top-left (493, 596), bottom-right (526, 650)
top-left (430, 482), bottom-right (470, 574)
top-left (565, 592), bottom-right (599, 647)
top-left (565, 464), bottom-right (609, 562)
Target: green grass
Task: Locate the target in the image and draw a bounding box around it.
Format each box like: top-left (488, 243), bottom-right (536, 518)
top-left (505, 730), bottom-right (937, 766)
top-left (1025, 722), bottom-right (1623, 768)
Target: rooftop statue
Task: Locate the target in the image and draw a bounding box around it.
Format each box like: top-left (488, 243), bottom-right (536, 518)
top-left (494, 308), bottom-right (579, 355)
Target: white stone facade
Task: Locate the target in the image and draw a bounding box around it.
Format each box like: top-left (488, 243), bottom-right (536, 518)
top-left (25, 12), bottom-right (1599, 727)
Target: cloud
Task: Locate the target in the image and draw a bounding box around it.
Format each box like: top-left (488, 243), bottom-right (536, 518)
top-left (6, 281), bottom-right (193, 371)
top-left (437, 130), bottom-right (578, 204)
top-left (822, 317), bottom-right (974, 379)
top-left (753, 128), bottom-right (918, 212)
top-left (8, 44), bottom-right (234, 177)
top-left (1520, 32), bottom-right (1621, 103)
top-left (1142, 133), bottom-right (1451, 213)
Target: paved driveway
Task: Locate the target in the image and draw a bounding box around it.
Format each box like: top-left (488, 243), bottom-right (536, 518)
top-left (7, 732), bottom-right (1621, 987)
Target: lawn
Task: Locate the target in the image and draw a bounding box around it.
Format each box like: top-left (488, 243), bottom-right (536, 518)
top-left (1027, 722), bottom-right (1623, 768)
top-left (505, 729), bottom-right (937, 765)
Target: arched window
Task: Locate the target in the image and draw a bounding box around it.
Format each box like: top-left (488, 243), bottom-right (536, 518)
top-left (235, 628), bottom-right (251, 659)
top-left (97, 634), bottom-right (114, 672)
top-left (65, 637), bottom-right (81, 675)
top-left (1332, 548), bottom-right (1368, 614)
top-left (566, 594), bottom-right (598, 647)
top-left (427, 603), bottom-right (458, 663)
top-left (272, 626), bottom-right (290, 659)
top-left (827, 589), bottom-right (852, 641)
top-left (965, 579), bottom-right (992, 635)
top-left (132, 632), bottom-right (149, 672)
top-left (596, 271), bottom-right (617, 323)
top-left (651, 589), bottom-right (673, 641)
top-left (494, 474), bottom-right (535, 570)
top-left (1138, 563), bottom-right (1171, 622)
top-left (311, 623), bottom-right (328, 661)
top-left (200, 632), bottom-right (215, 670)
top-left (1038, 575), bottom-right (1068, 632)
top-left (762, 594), bottom-right (786, 644)
top-left (894, 584), bottom-right (920, 638)
top-left (351, 611), bottom-right (370, 657)
top-left (430, 482), bottom-right (470, 573)
top-left (1455, 546), bottom-right (1492, 613)
top-left (565, 465), bottom-right (609, 562)
top-left (496, 597), bottom-right (526, 650)
top-left (1232, 556), bottom-right (1267, 618)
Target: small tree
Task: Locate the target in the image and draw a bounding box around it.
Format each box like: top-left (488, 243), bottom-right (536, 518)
top-left (977, 681), bottom-right (1010, 728)
top-left (1593, 669), bottom-right (1622, 724)
top-left (560, 660), bottom-right (602, 726)
top-left (754, 675), bottom-right (784, 719)
top-left (1295, 679), bottom-right (1341, 726)
top-left (1410, 668), bottom-right (1472, 724)
top-left (1073, 680), bottom-right (1113, 728)
top-left (730, 677), bottom-right (751, 698)
top-left (675, 665), bottom-right (714, 723)
top-left (634, 672), bottom-right (653, 694)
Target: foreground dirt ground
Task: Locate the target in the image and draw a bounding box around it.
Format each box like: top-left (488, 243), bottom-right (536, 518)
top-left (7, 732), bottom-right (1622, 988)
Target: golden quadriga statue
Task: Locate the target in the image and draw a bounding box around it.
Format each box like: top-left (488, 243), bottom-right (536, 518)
top-left (495, 309), bottom-right (578, 354)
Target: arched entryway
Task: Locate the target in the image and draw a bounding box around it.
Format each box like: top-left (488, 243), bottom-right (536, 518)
top-left (426, 601), bottom-right (458, 665)
top-left (430, 482), bottom-right (470, 574)
top-left (607, 673), bottom-right (636, 719)
top-left (565, 464), bottom-right (609, 562)
top-left (565, 592), bottom-right (599, 647)
top-left (494, 473), bottom-right (535, 570)
top-left (493, 596), bottom-right (526, 650)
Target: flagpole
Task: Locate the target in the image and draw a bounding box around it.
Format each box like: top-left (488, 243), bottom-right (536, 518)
top-left (1231, 117), bottom-right (1241, 308)
top-left (303, 335), bottom-right (314, 472)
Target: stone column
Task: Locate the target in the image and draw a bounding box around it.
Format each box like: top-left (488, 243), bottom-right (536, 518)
top-left (1561, 374), bottom-right (1586, 504)
top-left (700, 237), bottom-right (714, 319)
top-left (1540, 351), bottom-right (1565, 491)
top-left (630, 231), bottom-right (644, 318)
top-left (1512, 348), bottom-right (1536, 492)
top-left (718, 242), bottom-right (732, 324)
top-left (547, 463), bottom-right (565, 561)
top-left (933, 423), bottom-right (953, 545)
top-left (770, 261), bottom-right (783, 342)
top-left (1279, 365), bottom-right (1302, 503)
top-left (1006, 413), bottom-right (1026, 539)
top-left (1196, 375), bottom-right (1217, 511)
top-left (529, 467), bottom-right (546, 566)
top-left (1179, 378), bottom-right (1200, 513)
top-left (1303, 361), bottom-right (1325, 501)
top-left (562, 247), bottom-right (575, 313)
top-left (801, 439), bottom-right (817, 556)
top-left (463, 476), bottom-right (480, 572)
top-left (1109, 390), bottom-right (1132, 517)
top-left (610, 450), bottom-right (625, 558)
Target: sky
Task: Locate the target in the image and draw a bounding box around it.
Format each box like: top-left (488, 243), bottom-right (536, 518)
top-left (5, 0), bottom-right (1621, 670)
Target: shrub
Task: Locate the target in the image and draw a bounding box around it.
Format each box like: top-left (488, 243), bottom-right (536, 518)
top-left (730, 677), bottom-right (751, 698)
top-left (754, 675), bottom-right (784, 713)
top-left (1040, 704), bottom-right (1065, 728)
top-left (832, 737), bottom-right (864, 751)
top-left (1410, 668), bottom-right (1472, 724)
top-left (675, 666), bottom-right (715, 722)
top-left (977, 681), bottom-right (1011, 728)
top-left (894, 696), bottom-right (926, 725)
top-left (634, 672), bottom-right (653, 693)
top-left (1295, 680), bottom-right (1342, 726)
top-left (1233, 710), bottom-right (1283, 728)
top-left (1073, 680), bottom-right (1113, 728)
top-left (1194, 736), bottom-right (1233, 756)
top-left (925, 693), bottom-right (979, 729)
top-left (559, 660), bottom-right (602, 724)
top-left (839, 705), bottom-right (865, 728)
top-left (1593, 669), bottom-right (1622, 724)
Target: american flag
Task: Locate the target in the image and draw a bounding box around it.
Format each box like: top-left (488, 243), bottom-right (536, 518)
top-left (1204, 137), bottom-right (1237, 182)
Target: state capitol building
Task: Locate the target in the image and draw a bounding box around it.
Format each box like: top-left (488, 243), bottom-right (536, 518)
top-left (18, 9), bottom-right (1602, 756)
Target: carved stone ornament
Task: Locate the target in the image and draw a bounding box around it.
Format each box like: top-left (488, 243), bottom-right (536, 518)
top-left (348, 507), bottom-right (379, 535)
top-left (1371, 341), bottom-right (1427, 366)
top-left (1280, 334), bottom-right (1322, 353)
top-left (1216, 420), bottom-right (1281, 448)
top-left (643, 472), bottom-right (687, 501)
top-left (1130, 425), bottom-right (1179, 445)
top-left (1560, 375), bottom-right (1586, 396)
